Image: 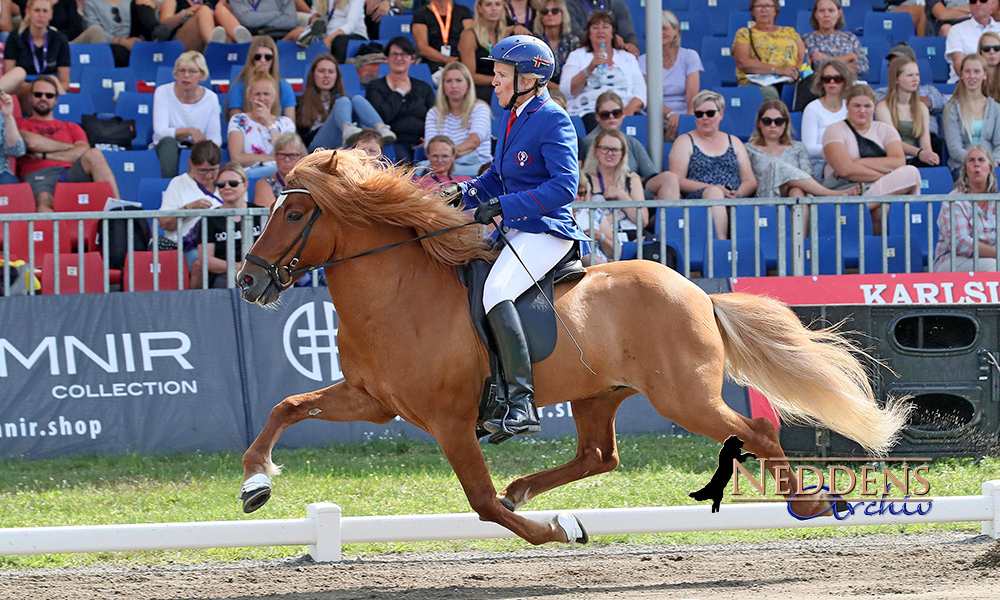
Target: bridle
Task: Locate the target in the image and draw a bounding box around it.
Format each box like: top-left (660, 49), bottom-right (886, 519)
top-left (243, 187), bottom-right (477, 290)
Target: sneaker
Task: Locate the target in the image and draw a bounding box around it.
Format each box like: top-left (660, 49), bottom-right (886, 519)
top-left (296, 18), bottom-right (327, 48)
top-left (377, 124), bottom-right (397, 144)
top-left (233, 26), bottom-right (252, 44)
top-left (209, 26), bottom-right (227, 43)
top-left (343, 123), bottom-right (363, 146)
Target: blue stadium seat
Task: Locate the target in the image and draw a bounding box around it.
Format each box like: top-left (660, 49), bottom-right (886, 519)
top-left (734, 205), bottom-right (779, 272)
top-left (346, 38), bottom-right (387, 59)
top-left (919, 166), bottom-right (954, 195)
top-left (377, 63), bottom-right (435, 88)
top-left (677, 113), bottom-right (697, 136)
top-left (862, 12), bottom-right (915, 45)
top-left (726, 11), bottom-right (753, 39)
top-left (656, 205), bottom-right (709, 274)
top-left (114, 91), bottom-right (154, 149)
top-left (887, 200), bottom-right (941, 268)
top-left (675, 11), bottom-right (718, 44)
top-left (53, 93), bottom-right (94, 123)
top-left (678, 5), bottom-right (730, 37)
top-left (104, 151), bottom-right (161, 203)
top-left (621, 114), bottom-right (648, 147)
top-left (789, 111), bottom-right (802, 139)
top-left (662, 142), bottom-right (673, 170)
top-left (339, 63), bottom-right (363, 96)
top-left (276, 40), bottom-right (328, 85)
top-left (858, 36), bottom-right (891, 85)
top-left (795, 236), bottom-right (841, 275)
top-left (70, 44), bottom-right (113, 86)
top-left (130, 41), bottom-right (184, 84)
top-left (701, 38), bottom-right (738, 87)
top-left (379, 14), bottom-right (415, 40)
top-left (700, 61), bottom-right (721, 90)
top-left (136, 178), bottom-right (172, 211)
top-left (204, 42), bottom-right (251, 84)
top-left (863, 234), bottom-right (923, 274)
top-left (707, 238), bottom-right (764, 278)
top-left (84, 67), bottom-right (137, 115)
top-left (908, 37), bottom-right (949, 83)
top-left (718, 86), bottom-right (764, 140)
top-left (817, 202), bottom-right (873, 269)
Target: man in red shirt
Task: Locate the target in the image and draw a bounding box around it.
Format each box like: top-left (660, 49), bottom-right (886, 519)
top-left (16, 76), bottom-right (120, 211)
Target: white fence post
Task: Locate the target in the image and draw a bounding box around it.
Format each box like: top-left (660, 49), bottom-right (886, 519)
top-left (982, 480), bottom-right (1000, 539)
top-left (307, 502), bottom-right (342, 562)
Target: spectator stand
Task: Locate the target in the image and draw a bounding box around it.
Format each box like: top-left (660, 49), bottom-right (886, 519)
top-left (131, 41), bottom-right (185, 92)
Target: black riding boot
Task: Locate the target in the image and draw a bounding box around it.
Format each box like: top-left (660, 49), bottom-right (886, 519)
top-left (483, 299), bottom-right (541, 436)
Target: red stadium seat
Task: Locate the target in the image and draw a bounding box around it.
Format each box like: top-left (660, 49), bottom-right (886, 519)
top-left (122, 250), bottom-right (188, 291)
top-left (4, 220), bottom-right (73, 263)
top-left (40, 252), bottom-right (106, 294)
top-left (53, 181), bottom-right (116, 251)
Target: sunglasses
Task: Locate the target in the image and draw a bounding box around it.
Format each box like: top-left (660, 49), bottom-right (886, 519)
top-left (596, 108), bottom-right (623, 119)
top-left (694, 109), bottom-right (718, 118)
top-left (540, 7), bottom-right (561, 15)
top-left (111, 6), bottom-right (121, 23)
top-left (217, 180), bottom-right (243, 188)
top-left (254, 53), bottom-right (274, 62)
top-left (970, 0), bottom-right (989, 4)
top-left (983, 45), bottom-right (1000, 53)
top-left (32, 91), bottom-right (56, 99)
top-left (760, 116), bottom-right (787, 126)
top-left (821, 74), bottom-right (846, 84)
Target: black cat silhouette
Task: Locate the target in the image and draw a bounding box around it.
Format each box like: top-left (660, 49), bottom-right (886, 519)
top-left (689, 435), bottom-right (757, 513)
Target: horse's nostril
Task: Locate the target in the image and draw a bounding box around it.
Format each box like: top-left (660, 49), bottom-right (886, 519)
top-left (242, 273), bottom-right (255, 287)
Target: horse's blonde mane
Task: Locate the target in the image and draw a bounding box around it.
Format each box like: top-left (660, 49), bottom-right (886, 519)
top-left (287, 149), bottom-right (496, 266)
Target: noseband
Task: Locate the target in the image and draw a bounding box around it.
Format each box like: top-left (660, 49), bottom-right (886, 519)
top-left (244, 188), bottom-right (321, 289)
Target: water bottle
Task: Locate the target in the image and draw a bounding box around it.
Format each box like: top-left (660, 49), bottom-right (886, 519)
top-left (595, 43), bottom-right (608, 79)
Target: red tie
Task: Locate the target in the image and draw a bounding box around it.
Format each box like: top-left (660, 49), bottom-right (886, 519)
top-left (505, 111), bottom-right (517, 138)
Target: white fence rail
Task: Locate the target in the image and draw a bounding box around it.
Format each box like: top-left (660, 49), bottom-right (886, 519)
top-left (2, 481), bottom-right (998, 562)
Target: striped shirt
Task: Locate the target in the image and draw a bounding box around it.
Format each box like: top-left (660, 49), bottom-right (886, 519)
top-left (424, 102), bottom-right (492, 165)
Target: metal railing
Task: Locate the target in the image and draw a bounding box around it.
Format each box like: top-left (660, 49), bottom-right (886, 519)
top-left (1, 194), bottom-right (997, 296)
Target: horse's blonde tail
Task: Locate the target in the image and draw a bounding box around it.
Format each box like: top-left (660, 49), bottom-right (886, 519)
top-left (711, 293), bottom-right (911, 456)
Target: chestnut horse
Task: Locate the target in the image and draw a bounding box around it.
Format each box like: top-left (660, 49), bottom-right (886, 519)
top-left (236, 149), bottom-right (910, 546)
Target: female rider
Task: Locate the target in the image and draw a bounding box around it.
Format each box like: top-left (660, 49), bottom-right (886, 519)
top-left (442, 35), bottom-right (589, 438)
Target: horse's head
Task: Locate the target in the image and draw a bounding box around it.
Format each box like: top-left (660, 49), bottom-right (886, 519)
top-left (238, 152), bottom-right (341, 306)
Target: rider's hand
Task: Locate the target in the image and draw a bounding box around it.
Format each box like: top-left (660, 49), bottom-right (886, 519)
top-left (474, 198), bottom-right (502, 224)
top-left (437, 182), bottom-right (464, 208)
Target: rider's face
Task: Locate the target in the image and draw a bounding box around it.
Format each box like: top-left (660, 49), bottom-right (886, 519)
top-left (492, 63), bottom-right (516, 107)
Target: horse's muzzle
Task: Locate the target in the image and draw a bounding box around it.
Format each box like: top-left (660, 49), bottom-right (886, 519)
top-left (237, 261), bottom-right (282, 306)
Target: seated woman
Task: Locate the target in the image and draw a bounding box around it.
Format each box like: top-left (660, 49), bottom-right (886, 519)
top-left (934, 144), bottom-right (998, 272)
top-left (875, 56), bottom-right (941, 168)
top-left (253, 133), bottom-right (306, 208)
top-left (297, 54), bottom-right (395, 151)
top-left (287, 0), bottom-right (368, 65)
top-left (158, 140), bottom-right (224, 266)
top-left (580, 91), bottom-right (678, 201)
top-left (980, 32), bottom-right (1000, 103)
top-left (410, 0), bottom-right (473, 73)
top-left (423, 62), bottom-right (490, 177)
top-left (415, 135), bottom-right (472, 191)
top-left (83, 0), bottom-right (158, 68)
top-left (944, 54), bottom-right (1000, 180)
top-left (227, 37), bottom-right (296, 121)
top-left (801, 0), bottom-right (868, 78)
top-left (459, 0), bottom-right (511, 103)
top-left (191, 161), bottom-right (258, 289)
top-left (533, 0), bottom-right (577, 93)
top-left (639, 10), bottom-right (701, 142)
top-left (731, 0), bottom-right (806, 100)
top-left (581, 128), bottom-right (647, 259)
top-left (668, 90), bottom-right (757, 239)
top-left (365, 36), bottom-right (436, 163)
top-left (504, 0), bottom-right (535, 33)
top-left (352, 127), bottom-right (385, 158)
top-left (227, 70), bottom-right (296, 178)
top-left (152, 51), bottom-right (223, 178)
top-left (747, 98), bottom-right (858, 200)
top-left (560, 10), bottom-right (645, 131)
top-left (822, 84), bottom-right (922, 235)
top-left (802, 59), bottom-right (854, 179)
top-left (2, 0), bottom-right (64, 100)
top-left (157, 0), bottom-right (221, 52)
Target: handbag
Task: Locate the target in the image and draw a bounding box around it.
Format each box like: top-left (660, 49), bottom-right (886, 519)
top-left (844, 119), bottom-right (888, 159)
top-left (80, 114), bottom-right (137, 152)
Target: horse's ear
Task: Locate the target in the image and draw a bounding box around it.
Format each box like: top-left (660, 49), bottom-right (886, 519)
top-left (326, 150), bottom-right (338, 174)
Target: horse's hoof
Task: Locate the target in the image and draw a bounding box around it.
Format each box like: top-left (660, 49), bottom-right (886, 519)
top-left (499, 496), bottom-right (516, 512)
top-left (554, 512), bottom-right (589, 546)
top-left (240, 473), bottom-right (272, 514)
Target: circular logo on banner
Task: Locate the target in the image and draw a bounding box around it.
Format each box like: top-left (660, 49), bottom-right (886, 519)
top-left (283, 301), bottom-right (344, 382)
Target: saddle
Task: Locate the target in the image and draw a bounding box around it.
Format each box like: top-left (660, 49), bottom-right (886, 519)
top-left (457, 246), bottom-right (587, 443)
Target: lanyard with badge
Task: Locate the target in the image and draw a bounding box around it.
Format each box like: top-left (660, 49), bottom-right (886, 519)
top-left (429, 1), bottom-right (454, 56)
top-left (29, 31), bottom-right (48, 74)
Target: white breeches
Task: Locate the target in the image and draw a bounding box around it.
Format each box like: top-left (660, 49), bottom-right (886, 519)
top-left (483, 230), bottom-right (574, 313)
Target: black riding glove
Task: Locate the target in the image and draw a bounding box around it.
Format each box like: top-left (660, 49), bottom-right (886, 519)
top-left (437, 182), bottom-right (464, 208)
top-left (473, 197), bottom-right (503, 224)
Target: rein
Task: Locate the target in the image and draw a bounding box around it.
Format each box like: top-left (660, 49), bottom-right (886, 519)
top-left (244, 188), bottom-right (478, 289)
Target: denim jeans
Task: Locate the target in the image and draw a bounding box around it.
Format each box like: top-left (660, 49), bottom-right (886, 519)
top-left (308, 95), bottom-right (384, 152)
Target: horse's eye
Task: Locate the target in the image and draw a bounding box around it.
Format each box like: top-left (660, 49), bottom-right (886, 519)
top-left (287, 211), bottom-right (303, 222)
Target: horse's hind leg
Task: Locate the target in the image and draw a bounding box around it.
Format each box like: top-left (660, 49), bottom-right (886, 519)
top-left (241, 381), bottom-right (395, 513)
top-left (499, 393), bottom-right (627, 511)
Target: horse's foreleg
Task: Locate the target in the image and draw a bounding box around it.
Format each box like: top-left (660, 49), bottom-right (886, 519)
top-left (499, 394), bottom-right (626, 511)
top-left (434, 422), bottom-right (588, 546)
top-left (241, 382), bottom-right (395, 513)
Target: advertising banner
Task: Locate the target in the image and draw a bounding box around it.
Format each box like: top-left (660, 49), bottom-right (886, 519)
top-left (733, 272), bottom-right (1000, 305)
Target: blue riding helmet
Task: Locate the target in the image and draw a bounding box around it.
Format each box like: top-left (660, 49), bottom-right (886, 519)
top-left (485, 35), bottom-right (555, 86)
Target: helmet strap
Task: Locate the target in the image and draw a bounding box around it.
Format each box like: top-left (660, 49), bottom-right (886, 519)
top-left (503, 68), bottom-right (541, 111)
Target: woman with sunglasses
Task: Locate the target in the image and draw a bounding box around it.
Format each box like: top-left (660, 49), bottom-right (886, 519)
top-left (979, 32), bottom-right (1000, 102)
top-left (459, 0), bottom-right (512, 102)
top-left (152, 51), bottom-right (223, 178)
top-left (822, 84), bottom-right (922, 234)
top-left (532, 0), bottom-right (577, 92)
top-left (226, 36), bottom-right (296, 121)
top-left (668, 90), bottom-right (757, 239)
top-left (801, 59), bottom-right (854, 179)
top-left (802, 0), bottom-right (868, 78)
top-left (158, 139), bottom-right (224, 266)
top-left (297, 54), bottom-right (395, 151)
top-left (747, 99), bottom-right (858, 200)
top-left (875, 56), bottom-right (941, 169)
top-left (582, 91), bottom-right (679, 202)
top-left (934, 144), bottom-right (998, 272)
top-left (581, 128), bottom-right (647, 259)
top-left (287, 0), bottom-right (368, 65)
top-left (638, 10), bottom-right (701, 143)
top-left (227, 70), bottom-right (296, 178)
top-left (191, 161), bottom-right (260, 289)
top-left (253, 132), bottom-right (306, 208)
top-left (732, 0), bottom-right (806, 100)
top-left (944, 54), bottom-right (1000, 179)
top-left (560, 10), bottom-right (645, 131)
top-left (424, 61), bottom-right (490, 176)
